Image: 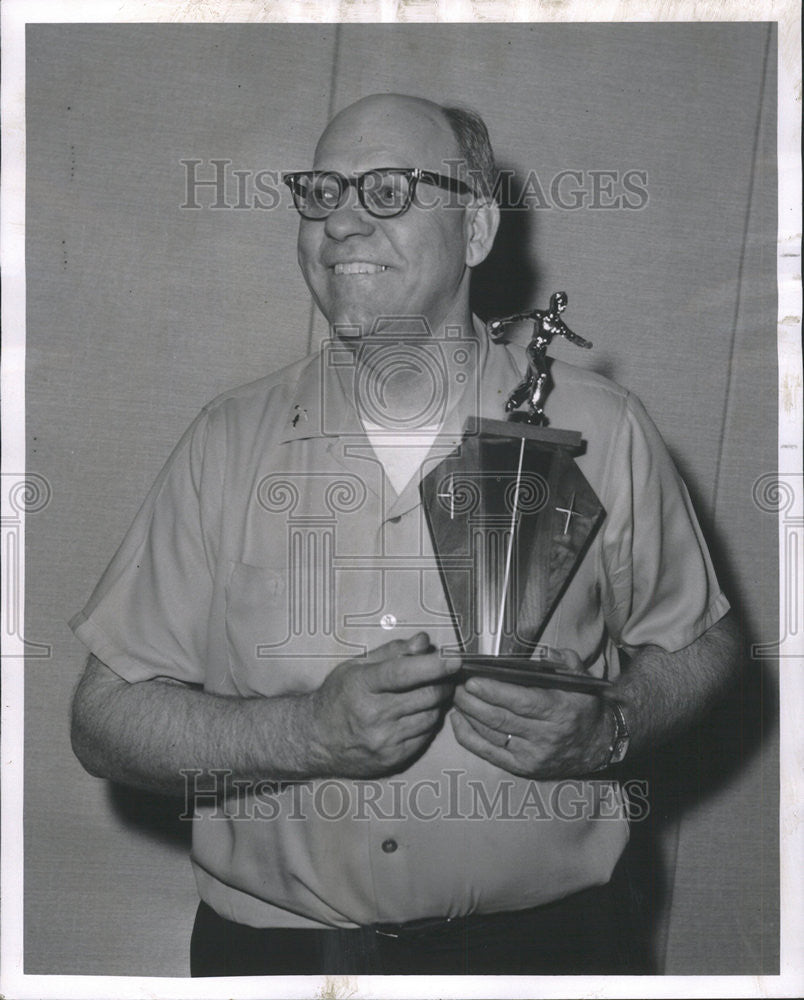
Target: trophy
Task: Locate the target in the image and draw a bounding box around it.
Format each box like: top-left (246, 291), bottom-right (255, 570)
top-left (420, 293), bottom-right (610, 694)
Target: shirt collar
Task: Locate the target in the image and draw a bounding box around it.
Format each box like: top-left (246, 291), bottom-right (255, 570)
top-left (276, 318), bottom-right (526, 451)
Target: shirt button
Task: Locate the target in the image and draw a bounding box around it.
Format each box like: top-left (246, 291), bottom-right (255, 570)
top-left (381, 838), bottom-right (398, 854)
top-left (388, 515), bottom-right (402, 524)
top-left (380, 614), bottom-right (397, 630)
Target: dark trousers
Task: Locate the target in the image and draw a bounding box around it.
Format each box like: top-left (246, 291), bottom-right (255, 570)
top-left (191, 857), bottom-right (653, 976)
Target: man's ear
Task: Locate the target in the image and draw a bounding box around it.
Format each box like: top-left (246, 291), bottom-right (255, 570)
top-left (464, 200), bottom-right (500, 268)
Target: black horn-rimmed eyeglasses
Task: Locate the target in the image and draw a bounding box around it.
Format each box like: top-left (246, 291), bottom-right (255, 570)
top-left (283, 167), bottom-right (474, 220)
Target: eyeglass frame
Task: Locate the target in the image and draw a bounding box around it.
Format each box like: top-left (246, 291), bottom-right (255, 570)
top-left (282, 167), bottom-right (476, 220)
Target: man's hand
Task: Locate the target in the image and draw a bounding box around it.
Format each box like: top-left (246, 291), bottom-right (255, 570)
top-left (450, 648), bottom-right (611, 779)
top-left (308, 632), bottom-right (461, 778)
top-left (72, 633), bottom-right (460, 794)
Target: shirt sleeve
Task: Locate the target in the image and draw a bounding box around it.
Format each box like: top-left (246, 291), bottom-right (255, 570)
top-left (598, 391), bottom-right (730, 655)
top-left (69, 406), bottom-right (221, 685)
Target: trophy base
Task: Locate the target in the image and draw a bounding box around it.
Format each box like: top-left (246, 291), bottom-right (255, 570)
top-left (457, 655), bottom-right (611, 694)
top-left (468, 416), bottom-right (583, 450)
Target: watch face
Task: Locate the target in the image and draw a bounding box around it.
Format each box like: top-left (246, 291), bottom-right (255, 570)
top-left (608, 702), bottom-right (630, 765)
top-left (610, 736), bottom-right (629, 764)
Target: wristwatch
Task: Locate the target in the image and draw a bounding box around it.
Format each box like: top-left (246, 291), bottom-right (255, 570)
top-left (600, 700), bottom-right (630, 769)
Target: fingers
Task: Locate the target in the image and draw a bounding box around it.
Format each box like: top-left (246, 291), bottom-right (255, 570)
top-left (363, 678), bottom-right (453, 736)
top-left (360, 632), bottom-right (430, 665)
top-left (457, 668), bottom-right (596, 715)
top-left (401, 679), bottom-right (455, 712)
top-left (352, 682), bottom-right (452, 741)
top-left (395, 706), bottom-right (443, 742)
top-left (453, 683), bottom-right (529, 733)
top-left (455, 710), bottom-right (512, 748)
top-left (533, 645), bottom-right (584, 671)
top-left (456, 676), bottom-right (561, 721)
top-left (450, 711), bottom-right (527, 776)
top-left (371, 639), bottom-right (461, 693)
top-left (404, 631), bottom-right (433, 656)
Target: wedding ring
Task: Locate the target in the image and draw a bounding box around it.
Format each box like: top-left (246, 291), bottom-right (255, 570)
top-left (504, 734), bottom-right (512, 749)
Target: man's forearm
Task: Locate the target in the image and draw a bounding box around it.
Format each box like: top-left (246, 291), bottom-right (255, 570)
top-left (71, 634), bottom-right (458, 795)
top-left (609, 611), bottom-right (742, 759)
top-left (71, 655), bottom-right (322, 796)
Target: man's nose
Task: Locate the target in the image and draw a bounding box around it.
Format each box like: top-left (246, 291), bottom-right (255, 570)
top-left (323, 190), bottom-right (375, 241)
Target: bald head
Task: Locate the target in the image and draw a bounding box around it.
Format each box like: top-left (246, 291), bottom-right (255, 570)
top-left (327, 92), bottom-right (449, 124)
top-left (314, 94), bottom-right (462, 176)
top-left (313, 94), bottom-right (497, 200)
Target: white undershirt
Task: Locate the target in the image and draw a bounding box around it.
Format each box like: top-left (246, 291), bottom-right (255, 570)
top-left (362, 419), bottom-right (442, 495)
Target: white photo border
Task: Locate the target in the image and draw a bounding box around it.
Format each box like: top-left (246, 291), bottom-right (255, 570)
top-left (2, 2), bottom-right (801, 998)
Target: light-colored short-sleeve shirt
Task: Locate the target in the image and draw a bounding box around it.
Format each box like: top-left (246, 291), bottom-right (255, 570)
top-left (71, 328), bottom-right (729, 929)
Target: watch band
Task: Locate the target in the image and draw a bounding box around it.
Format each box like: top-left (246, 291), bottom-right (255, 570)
top-left (605, 700), bottom-right (630, 767)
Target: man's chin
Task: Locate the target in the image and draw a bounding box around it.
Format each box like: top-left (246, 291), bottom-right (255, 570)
top-left (329, 313), bottom-right (434, 342)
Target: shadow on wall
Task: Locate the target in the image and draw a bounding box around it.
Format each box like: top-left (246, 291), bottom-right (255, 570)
top-left (667, 447), bottom-right (779, 819)
top-left (671, 464), bottom-right (778, 812)
top-left (623, 454), bottom-right (779, 970)
top-left (109, 783), bottom-right (192, 850)
top-left (469, 165), bottom-right (618, 383)
top-left (470, 162), bottom-right (540, 322)
top-left (627, 653), bottom-right (777, 970)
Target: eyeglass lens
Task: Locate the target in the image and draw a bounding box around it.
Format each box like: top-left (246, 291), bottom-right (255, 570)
top-left (295, 170), bottom-right (413, 219)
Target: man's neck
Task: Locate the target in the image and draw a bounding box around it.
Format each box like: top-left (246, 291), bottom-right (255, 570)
top-left (339, 314), bottom-right (481, 430)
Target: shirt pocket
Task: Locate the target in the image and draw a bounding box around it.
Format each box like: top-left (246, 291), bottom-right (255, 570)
top-left (223, 560), bottom-right (297, 696)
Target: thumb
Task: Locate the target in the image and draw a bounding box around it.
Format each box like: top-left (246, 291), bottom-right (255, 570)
top-left (537, 646), bottom-right (584, 671)
top-left (402, 631), bottom-right (432, 655)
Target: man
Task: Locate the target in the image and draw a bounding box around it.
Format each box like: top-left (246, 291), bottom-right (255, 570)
top-left (70, 94), bottom-right (738, 976)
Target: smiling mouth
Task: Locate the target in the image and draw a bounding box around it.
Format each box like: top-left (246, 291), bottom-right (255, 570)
top-left (332, 262), bottom-right (389, 275)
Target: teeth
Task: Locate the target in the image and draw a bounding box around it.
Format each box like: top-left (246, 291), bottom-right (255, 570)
top-left (333, 263), bottom-right (388, 275)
